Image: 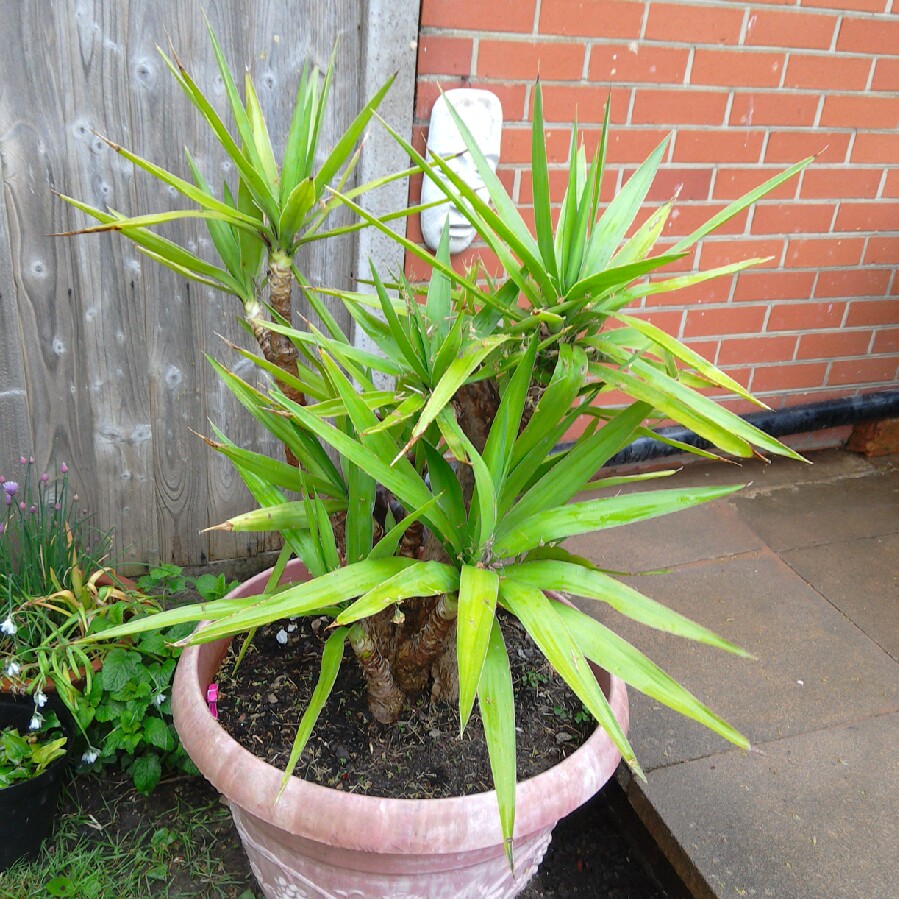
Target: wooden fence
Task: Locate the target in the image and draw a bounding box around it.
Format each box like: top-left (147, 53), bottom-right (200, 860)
top-left (0, 1), bottom-right (389, 567)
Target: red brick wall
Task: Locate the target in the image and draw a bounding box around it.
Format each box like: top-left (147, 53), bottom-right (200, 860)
top-left (410, 0), bottom-right (899, 411)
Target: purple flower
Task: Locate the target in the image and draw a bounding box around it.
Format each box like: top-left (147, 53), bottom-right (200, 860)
top-left (19, 456), bottom-right (27, 465)
top-left (29, 505), bottom-right (37, 514)
top-left (0, 523), bottom-right (5, 535)
top-left (40, 472), bottom-right (49, 484)
top-left (2, 482), bottom-right (17, 497)
top-left (18, 501), bottom-right (25, 511)
top-left (60, 463), bottom-right (68, 474)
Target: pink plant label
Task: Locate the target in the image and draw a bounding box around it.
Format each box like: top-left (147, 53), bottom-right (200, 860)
top-left (206, 683), bottom-right (219, 719)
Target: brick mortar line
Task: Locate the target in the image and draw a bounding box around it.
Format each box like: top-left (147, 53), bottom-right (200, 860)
top-left (420, 32), bottom-right (899, 63)
top-left (420, 21), bottom-right (899, 40)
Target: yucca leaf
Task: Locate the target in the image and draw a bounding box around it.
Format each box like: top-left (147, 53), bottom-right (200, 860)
top-left (315, 73), bottom-right (396, 193)
top-left (671, 156), bottom-right (813, 254)
top-left (398, 335), bottom-right (508, 461)
top-left (422, 442), bottom-right (467, 537)
top-left (457, 566), bottom-right (500, 732)
top-left (279, 178), bottom-right (316, 246)
top-left (221, 338), bottom-right (329, 402)
top-left (439, 93), bottom-right (555, 301)
top-left (565, 125), bottom-right (605, 291)
top-left (208, 356), bottom-right (345, 491)
top-left (424, 225), bottom-right (454, 349)
top-left (375, 114), bottom-right (542, 311)
top-left (157, 44), bottom-right (280, 224)
top-left (344, 436), bottom-right (376, 565)
top-left (564, 252), bottom-right (687, 303)
top-left (213, 499), bottom-right (345, 533)
top-left (551, 602), bottom-right (748, 747)
top-left (201, 439), bottom-right (340, 499)
top-left (596, 360), bottom-right (805, 460)
top-left (244, 72), bottom-right (279, 189)
top-left (279, 370), bottom-right (461, 554)
top-left (278, 627), bottom-right (348, 796)
top-left (328, 185), bottom-right (507, 315)
top-left (500, 578), bottom-right (639, 776)
top-left (494, 484), bottom-right (741, 556)
top-left (582, 135), bottom-right (669, 276)
top-left (477, 619), bottom-right (517, 867)
top-left (280, 61), bottom-right (315, 202)
top-left (208, 424), bottom-right (324, 571)
top-left (334, 561), bottom-right (459, 626)
top-left (56, 194), bottom-right (244, 292)
top-left (506, 560), bottom-right (752, 657)
top-left (370, 265), bottom-right (430, 381)
top-left (504, 343), bottom-right (585, 473)
top-left (554, 129), bottom-right (580, 288)
top-left (609, 202), bottom-right (671, 269)
top-left (184, 150), bottom-right (243, 278)
top-left (363, 393), bottom-right (426, 435)
top-left (622, 257), bottom-right (771, 305)
top-left (202, 17), bottom-right (279, 207)
top-left (500, 400), bottom-right (649, 538)
top-left (611, 311), bottom-right (767, 408)
top-left (188, 558), bottom-right (418, 644)
top-left (530, 81), bottom-right (560, 285)
top-left (369, 492), bottom-right (448, 560)
top-left (291, 265), bottom-right (349, 344)
top-left (431, 310), bottom-right (469, 385)
top-left (483, 335), bottom-right (538, 491)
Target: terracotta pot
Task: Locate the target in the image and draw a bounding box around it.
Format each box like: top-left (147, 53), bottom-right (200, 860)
top-left (172, 560), bottom-right (629, 899)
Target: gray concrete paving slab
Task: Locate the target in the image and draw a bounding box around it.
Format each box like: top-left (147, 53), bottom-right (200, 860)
top-left (782, 533), bottom-right (899, 661)
top-left (606, 448), bottom-right (875, 495)
top-left (732, 468), bottom-right (899, 551)
top-left (583, 450), bottom-right (899, 898)
top-left (625, 712), bottom-right (899, 899)
top-left (575, 551), bottom-right (898, 771)
top-left (564, 500), bottom-right (765, 572)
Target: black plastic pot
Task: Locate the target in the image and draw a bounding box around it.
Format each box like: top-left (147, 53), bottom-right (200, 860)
top-left (0, 693), bottom-right (74, 871)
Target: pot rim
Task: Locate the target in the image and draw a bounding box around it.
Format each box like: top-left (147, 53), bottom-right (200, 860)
top-left (172, 559), bottom-right (629, 856)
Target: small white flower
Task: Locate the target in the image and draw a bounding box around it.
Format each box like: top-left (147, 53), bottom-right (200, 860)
top-left (29, 713), bottom-right (42, 731)
top-left (1, 616), bottom-right (16, 636)
top-left (275, 628), bottom-right (288, 645)
top-left (153, 693), bottom-right (166, 706)
top-left (81, 748), bottom-right (99, 765)
top-left (4, 661), bottom-right (20, 678)
top-left (33, 690), bottom-right (47, 708)
top-left (287, 623), bottom-right (297, 633)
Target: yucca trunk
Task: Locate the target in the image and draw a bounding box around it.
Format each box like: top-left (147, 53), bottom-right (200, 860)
top-left (348, 380), bottom-right (505, 722)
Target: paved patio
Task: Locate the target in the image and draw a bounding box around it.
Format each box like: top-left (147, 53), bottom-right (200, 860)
top-left (570, 448), bottom-right (898, 899)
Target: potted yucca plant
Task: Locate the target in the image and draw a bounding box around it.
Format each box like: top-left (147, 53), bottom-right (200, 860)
top-left (65, 25), bottom-right (811, 898)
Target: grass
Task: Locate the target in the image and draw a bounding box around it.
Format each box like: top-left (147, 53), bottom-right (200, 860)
top-left (0, 774), bottom-right (258, 898)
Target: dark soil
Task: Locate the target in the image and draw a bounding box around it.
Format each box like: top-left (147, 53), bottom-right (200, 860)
top-left (215, 613), bottom-right (596, 799)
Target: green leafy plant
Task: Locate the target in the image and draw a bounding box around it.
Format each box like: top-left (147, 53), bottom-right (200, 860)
top-left (0, 710), bottom-right (67, 787)
top-left (65, 30), bottom-right (812, 866)
top-left (76, 622), bottom-right (198, 794)
top-left (137, 563), bottom-right (239, 605)
top-left (1, 457), bottom-right (161, 707)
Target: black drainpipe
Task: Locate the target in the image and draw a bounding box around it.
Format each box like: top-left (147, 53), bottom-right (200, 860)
top-left (602, 389), bottom-right (899, 467)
